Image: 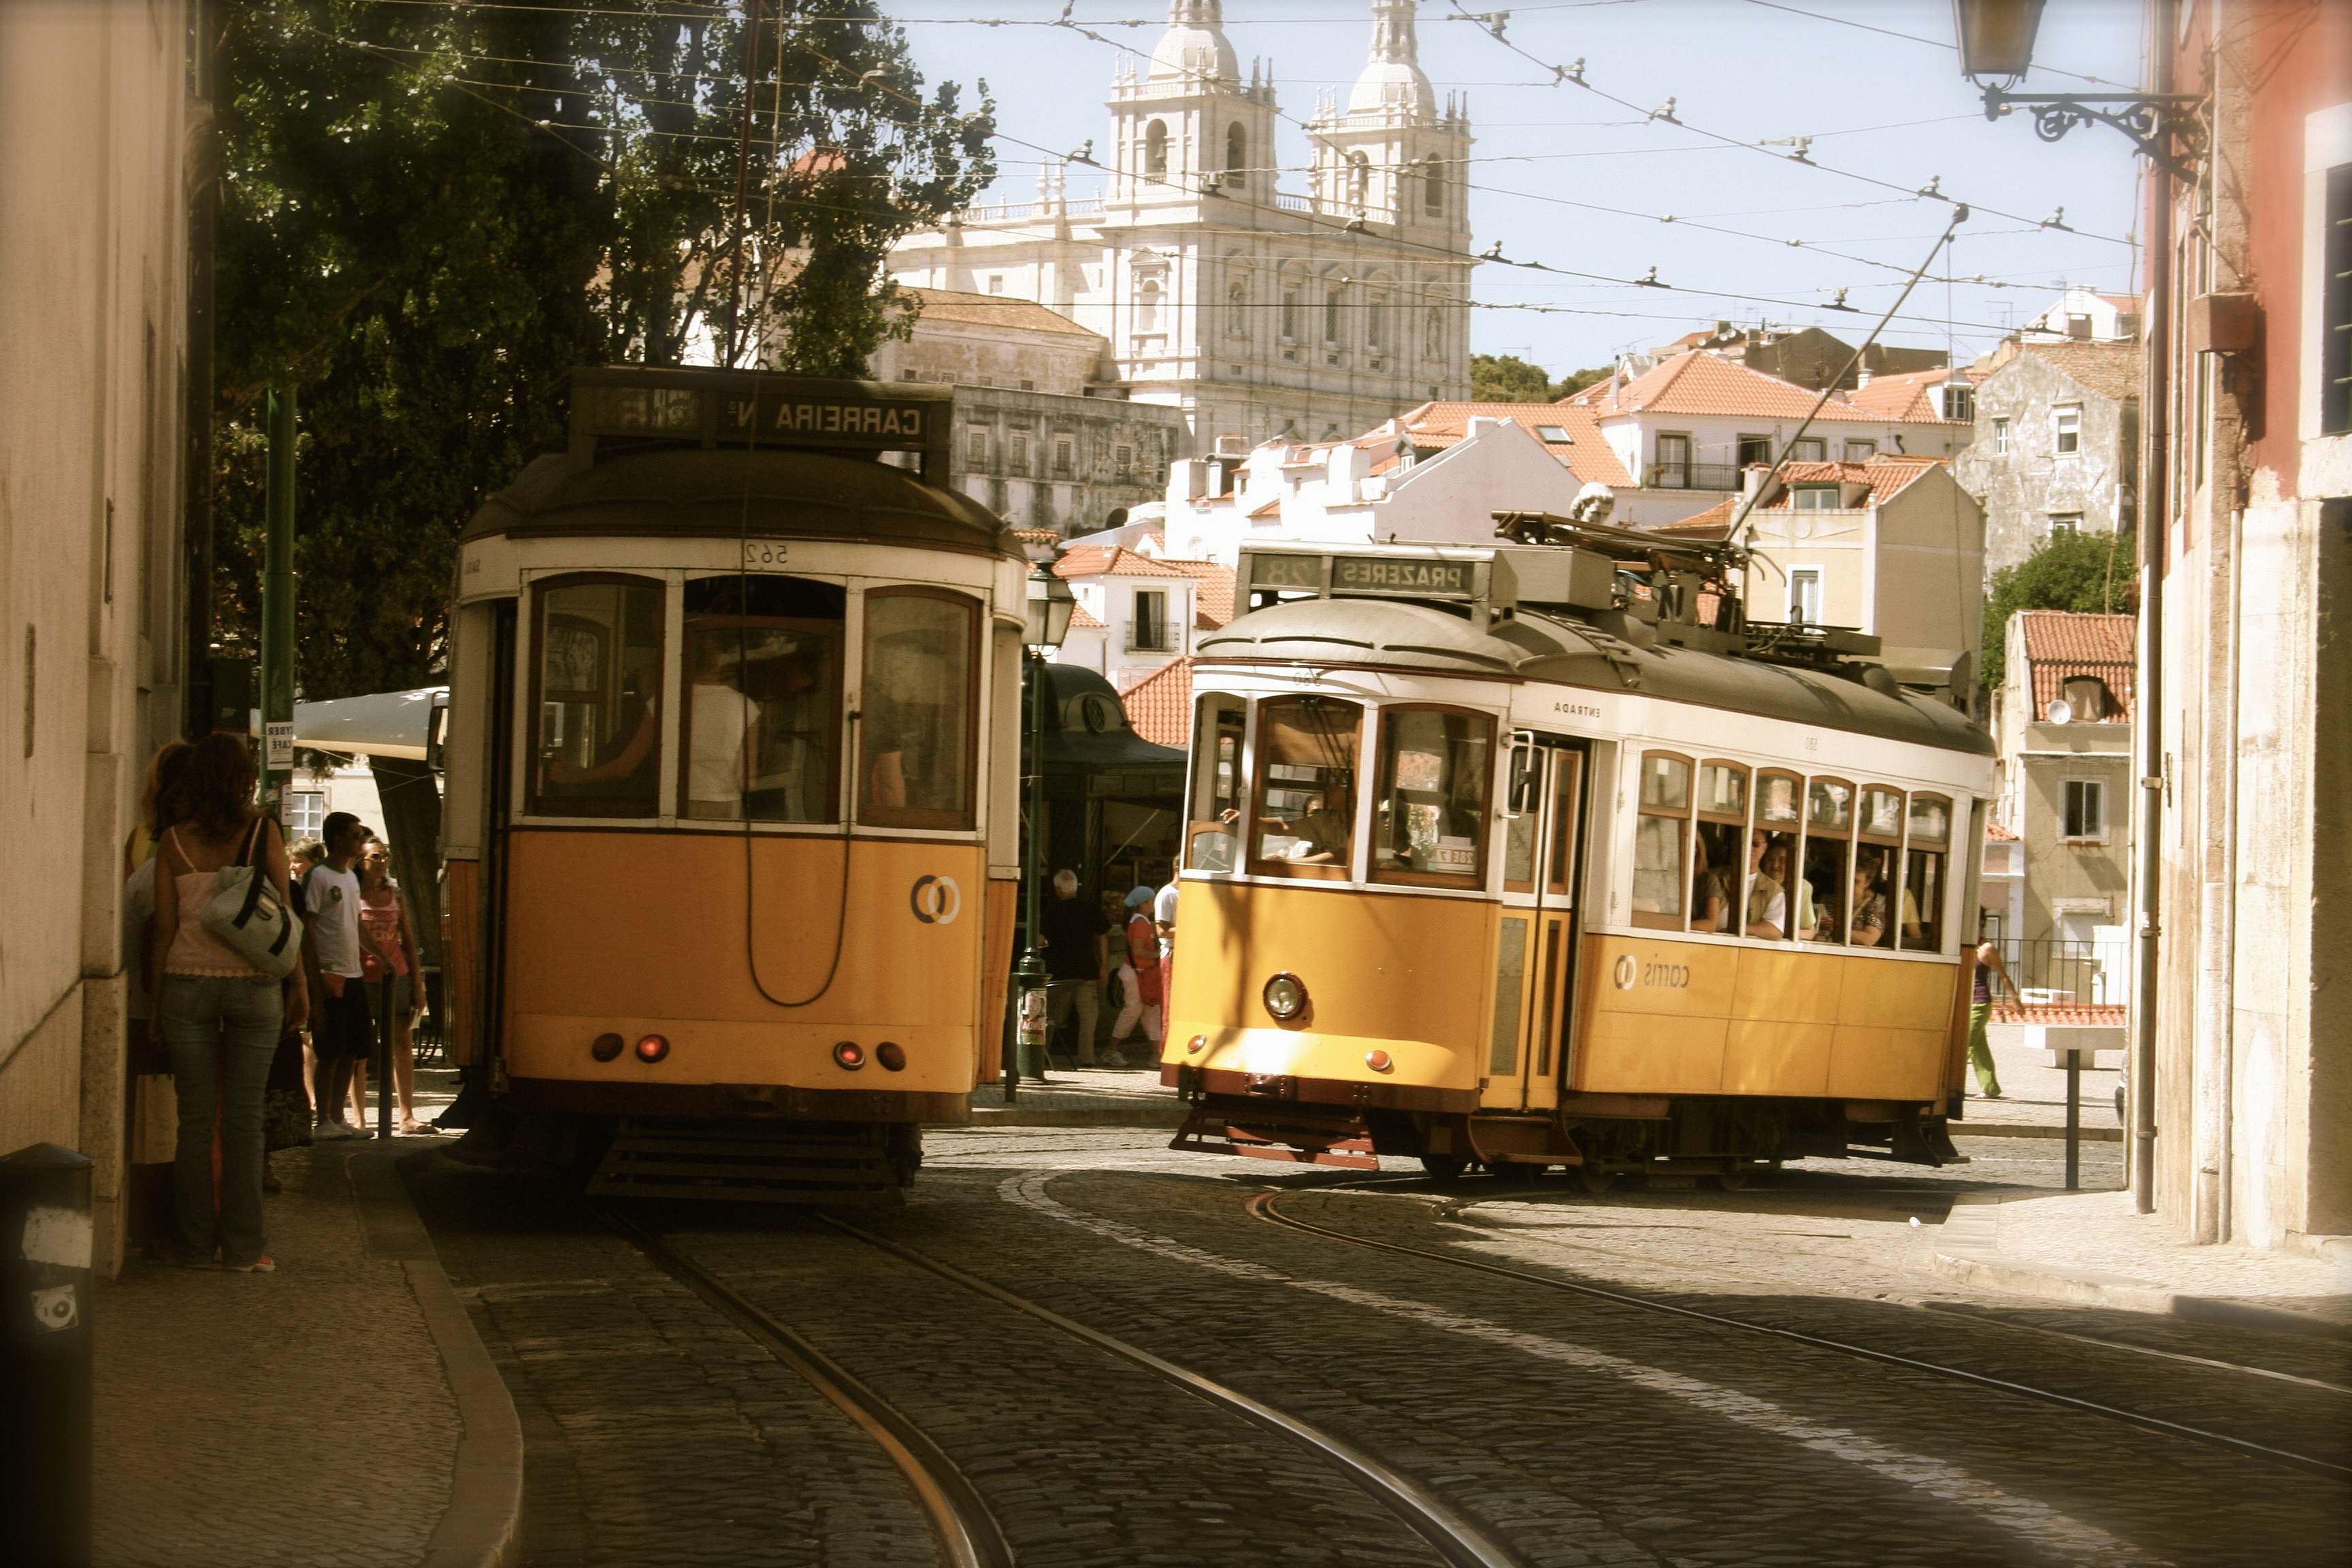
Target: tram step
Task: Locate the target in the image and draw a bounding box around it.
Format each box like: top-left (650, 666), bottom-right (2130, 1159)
top-left (589, 1117), bottom-right (902, 1205)
top-left (1171, 1104), bottom-right (1379, 1171)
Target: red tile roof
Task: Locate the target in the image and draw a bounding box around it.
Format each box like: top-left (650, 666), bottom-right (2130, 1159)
top-left (1067, 602), bottom-right (1106, 630)
top-left (1383, 400), bottom-right (1635, 488)
top-left (1120, 657), bottom-right (1192, 749)
top-left (1845, 366), bottom-right (1974, 423)
top-left (1649, 497), bottom-right (1736, 538)
top-left (1053, 544), bottom-right (1188, 580)
top-left (1747, 455), bottom-right (1949, 508)
top-left (1985, 819), bottom-right (2019, 842)
top-left (905, 287), bottom-right (1102, 341)
top-left (1156, 559), bottom-right (1235, 627)
top-left (2021, 341), bottom-right (2141, 402)
top-left (2018, 610), bottom-right (2136, 721)
top-left (1990, 1001), bottom-right (2127, 1027)
top-left (1583, 351), bottom-right (1879, 423)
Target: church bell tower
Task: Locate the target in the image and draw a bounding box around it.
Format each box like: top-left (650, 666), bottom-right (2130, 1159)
top-left (1308, 0), bottom-right (1471, 243)
top-left (1107, 1), bottom-right (1277, 208)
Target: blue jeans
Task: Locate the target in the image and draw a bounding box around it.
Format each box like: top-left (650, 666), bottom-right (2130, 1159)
top-left (158, 974), bottom-right (282, 1265)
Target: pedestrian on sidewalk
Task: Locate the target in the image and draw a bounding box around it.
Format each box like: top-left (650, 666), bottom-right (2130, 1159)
top-left (301, 812), bottom-right (385, 1138)
top-left (1153, 879), bottom-right (1179, 1051)
top-left (122, 740), bottom-right (191, 1256)
top-left (147, 733), bottom-right (308, 1272)
top-left (357, 838), bottom-right (428, 1133)
top-left (1100, 890), bottom-right (1139, 1065)
top-left (1039, 869), bottom-right (1107, 1068)
top-left (1969, 918), bottom-right (2016, 1100)
top-left (1123, 885), bottom-right (1164, 1057)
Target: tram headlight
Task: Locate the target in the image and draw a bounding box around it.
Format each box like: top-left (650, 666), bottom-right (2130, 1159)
top-left (875, 1041), bottom-right (906, 1073)
top-left (634, 1034), bottom-right (670, 1064)
top-left (834, 1041), bottom-right (866, 1071)
top-left (1262, 972), bottom-right (1309, 1022)
top-left (591, 1032), bottom-right (625, 1062)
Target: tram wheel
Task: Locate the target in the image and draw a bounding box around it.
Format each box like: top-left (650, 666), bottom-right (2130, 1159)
top-left (1712, 1165), bottom-right (1752, 1192)
top-left (1419, 1153), bottom-right (1469, 1181)
top-left (1575, 1166), bottom-right (1616, 1195)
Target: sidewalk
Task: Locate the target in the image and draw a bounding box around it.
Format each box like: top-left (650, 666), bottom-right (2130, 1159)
top-left (964, 1062), bottom-right (1187, 1126)
top-left (93, 1131), bottom-right (519, 1568)
top-left (1948, 1027), bottom-right (2127, 1141)
top-left (1929, 1187), bottom-right (2352, 1337)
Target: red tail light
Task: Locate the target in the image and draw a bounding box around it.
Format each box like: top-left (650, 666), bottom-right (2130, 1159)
top-left (1365, 1049), bottom-right (1394, 1073)
top-left (591, 1032), bottom-right (624, 1062)
top-left (1187, 1034), bottom-right (1209, 1054)
top-left (875, 1041), bottom-right (906, 1072)
top-left (833, 1041), bottom-right (866, 1071)
top-left (634, 1034), bottom-right (669, 1063)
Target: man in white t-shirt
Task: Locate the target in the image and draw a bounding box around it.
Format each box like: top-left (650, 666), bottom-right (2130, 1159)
top-left (300, 811), bottom-right (386, 1137)
top-left (687, 636), bottom-right (760, 819)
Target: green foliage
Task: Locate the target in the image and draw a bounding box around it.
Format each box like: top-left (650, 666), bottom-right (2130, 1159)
top-left (1980, 526), bottom-right (2138, 689)
top-left (1470, 354), bottom-right (1612, 403)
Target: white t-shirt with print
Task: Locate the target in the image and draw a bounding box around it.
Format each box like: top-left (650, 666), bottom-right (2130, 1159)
top-left (305, 862), bottom-right (364, 978)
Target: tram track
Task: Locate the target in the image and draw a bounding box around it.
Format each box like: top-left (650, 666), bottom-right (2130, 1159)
top-left (1245, 1188), bottom-right (2352, 1483)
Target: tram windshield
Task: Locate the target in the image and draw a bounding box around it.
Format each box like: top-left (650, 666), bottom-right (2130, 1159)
top-left (1371, 708), bottom-right (1492, 887)
top-left (1249, 696), bottom-right (1360, 879)
top-left (1186, 694), bottom-right (1246, 872)
top-left (532, 576), bottom-right (664, 817)
top-left (859, 589), bottom-right (977, 830)
top-left (680, 576), bottom-right (844, 822)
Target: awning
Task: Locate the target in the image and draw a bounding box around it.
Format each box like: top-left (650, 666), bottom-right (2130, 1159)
top-left (293, 687), bottom-right (446, 762)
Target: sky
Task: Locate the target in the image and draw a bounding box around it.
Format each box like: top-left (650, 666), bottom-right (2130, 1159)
top-left (888, 0), bottom-right (2151, 378)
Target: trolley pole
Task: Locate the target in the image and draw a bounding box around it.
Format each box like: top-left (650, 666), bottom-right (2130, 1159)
top-left (1012, 647), bottom-right (1051, 1091)
top-left (259, 386), bottom-right (297, 817)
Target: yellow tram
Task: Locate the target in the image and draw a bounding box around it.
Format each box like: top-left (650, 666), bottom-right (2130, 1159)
top-left (1162, 523), bottom-right (1995, 1182)
top-left (438, 368), bottom-right (1028, 1198)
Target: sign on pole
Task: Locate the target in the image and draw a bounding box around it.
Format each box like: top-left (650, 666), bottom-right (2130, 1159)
top-left (264, 721), bottom-right (295, 772)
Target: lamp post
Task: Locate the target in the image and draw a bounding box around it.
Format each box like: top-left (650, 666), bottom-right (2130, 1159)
top-left (1011, 560), bottom-right (1077, 1095)
top-left (1952, 0), bottom-right (2203, 182)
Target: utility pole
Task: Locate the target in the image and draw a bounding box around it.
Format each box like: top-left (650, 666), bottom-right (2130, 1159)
top-left (260, 387), bottom-right (296, 816)
top-left (182, 0), bottom-right (218, 740)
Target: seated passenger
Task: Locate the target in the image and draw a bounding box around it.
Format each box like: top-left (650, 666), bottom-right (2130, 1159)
top-left (1849, 852), bottom-right (1891, 948)
top-left (1692, 834), bottom-right (1729, 932)
top-left (1744, 830), bottom-right (1784, 938)
top-left (547, 675), bottom-right (657, 797)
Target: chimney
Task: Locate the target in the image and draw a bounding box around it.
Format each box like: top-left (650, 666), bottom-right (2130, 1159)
top-left (1856, 368), bottom-right (1873, 387)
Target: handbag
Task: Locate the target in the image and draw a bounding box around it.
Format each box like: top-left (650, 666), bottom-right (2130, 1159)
top-left (199, 819), bottom-right (304, 979)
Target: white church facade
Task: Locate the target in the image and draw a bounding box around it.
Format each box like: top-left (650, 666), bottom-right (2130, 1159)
top-left (886, 0), bottom-right (1476, 459)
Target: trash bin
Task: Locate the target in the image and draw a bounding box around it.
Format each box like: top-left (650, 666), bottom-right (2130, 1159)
top-left (1, 1142), bottom-right (94, 1568)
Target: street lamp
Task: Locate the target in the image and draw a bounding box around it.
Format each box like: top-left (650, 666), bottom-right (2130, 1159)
top-left (1011, 561), bottom-right (1077, 1092)
top-left (1953, 0), bottom-right (2202, 182)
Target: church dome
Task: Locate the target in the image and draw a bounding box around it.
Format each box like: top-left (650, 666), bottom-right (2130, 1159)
top-left (1346, 0), bottom-right (1433, 117)
top-left (1148, 1), bottom-right (1238, 85)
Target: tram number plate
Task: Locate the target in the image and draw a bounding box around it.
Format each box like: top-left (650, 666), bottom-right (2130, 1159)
top-left (741, 540), bottom-right (791, 569)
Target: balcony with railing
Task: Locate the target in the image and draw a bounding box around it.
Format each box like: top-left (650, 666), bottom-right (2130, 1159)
top-left (1644, 461), bottom-right (1742, 492)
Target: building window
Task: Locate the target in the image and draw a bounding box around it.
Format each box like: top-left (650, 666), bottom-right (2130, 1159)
top-left (282, 790), bottom-right (326, 840)
top-left (2065, 313), bottom-right (2093, 340)
top-left (2325, 162), bottom-right (2351, 435)
top-left (966, 429), bottom-right (989, 466)
top-left (1054, 435), bottom-right (1074, 476)
top-left (1736, 434), bottom-right (1771, 468)
top-left (1792, 484), bottom-right (1841, 510)
top-left (1130, 589), bottom-right (1171, 652)
top-left (1324, 284), bottom-right (1345, 345)
top-left (1422, 156), bottom-right (1445, 216)
top-left (2063, 778), bottom-right (2106, 840)
top-left (1791, 436), bottom-right (1826, 461)
top-left (1366, 293), bottom-right (1388, 353)
top-left (986, 274), bottom-right (1004, 295)
top-left (1993, 416), bottom-right (2010, 455)
top-left (1225, 123), bottom-right (1247, 189)
top-left (2054, 406), bottom-right (2082, 455)
top-left (1113, 443), bottom-right (1134, 478)
top-left (1842, 438), bottom-right (1876, 461)
top-left (1787, 568), bottom-right (1823, 623)
top-left (1009, 432), bottom-right (1029, 473)
top-left (1652, 432), bottom-right (1692, 489)
top-left (2061, 676), bottom-right (2110, 720)
top-left (1144, 120), bottom-right (1169, 178)
top-left (2048, 511), bottom-right (2082, 536)
top-left (1280, 286), bottom-right (1300, 341)
top-left (1940, 382), bottom-right (1975, 422)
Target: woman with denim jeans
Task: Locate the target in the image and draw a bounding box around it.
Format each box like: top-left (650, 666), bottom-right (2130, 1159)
top-left (148, 734), bottom-right (309, 1271)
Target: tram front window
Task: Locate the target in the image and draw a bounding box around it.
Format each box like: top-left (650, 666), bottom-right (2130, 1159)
top-left (1631, 753), bottom-right (1691, 929)
top-left (532, 576), bottom-right (663, 817)
top-left (860, 588), bottom-right (978, 830)
top-left (1249, 696), bottom-right (1361, 879)
top-left (1371, 708), bottom-right (1492, 887)
top-left (1186, 694), bottom-right (1246, 872)
top-left (681, 576), bottom-right (844, 822)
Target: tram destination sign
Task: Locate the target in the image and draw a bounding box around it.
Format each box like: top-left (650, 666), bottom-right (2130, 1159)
top-left (568, 367), bottom-right (951, 485)
top-left (1246, 548), bottom-right (1489, 602)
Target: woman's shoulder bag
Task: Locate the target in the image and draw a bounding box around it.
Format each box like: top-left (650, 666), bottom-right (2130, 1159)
top-left (199, 818), bottom-right (304, 979)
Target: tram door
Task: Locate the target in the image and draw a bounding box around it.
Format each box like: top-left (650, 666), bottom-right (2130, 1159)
top-left (1481, 741), bottom-right (1584, 1113)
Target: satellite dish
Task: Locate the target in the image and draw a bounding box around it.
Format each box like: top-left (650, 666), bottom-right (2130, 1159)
top-left (2045, 698), bottom-right (2074, 724)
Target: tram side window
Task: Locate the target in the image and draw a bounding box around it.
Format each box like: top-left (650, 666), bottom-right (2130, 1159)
top-left (1249, 696), bottom-right (1362, 879)
top-left (532, 576), bottom-right (664, 818)
top-left (681, 576), bottom-right (845, 823)
top-left (1692, 763), bottom-right (1747, 934)
top-left (1852, 787), bottom-right (1904, 948)
top-left (1805, 779), bottom-right (1855, 944)
top-left (1748, 770), bottom-right (1805, 939)
top-left (1631, 753), bottom-right (1691, 930)
top-left (860, 589), bottom-right (978, 830)
top-left (1371, 707), bottom-right (1492, 887)
top-left (1187, 693), bottom-right (1246, 873)
top-left (1900, 795), bottom-right (1951, 951)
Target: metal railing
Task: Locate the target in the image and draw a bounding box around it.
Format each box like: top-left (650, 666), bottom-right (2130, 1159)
top-left (1994, 936), bottom-right (2129, 1007)
top-left (1647, 461), bottom-right (1742, 492)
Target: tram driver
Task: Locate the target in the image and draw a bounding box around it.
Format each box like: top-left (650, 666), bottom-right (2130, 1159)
top-left (546, 672), bottom-right (657, 799)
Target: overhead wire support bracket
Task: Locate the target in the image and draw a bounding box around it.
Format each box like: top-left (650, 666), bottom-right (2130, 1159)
top-left (1979, 85), bottom-right (2206, 187)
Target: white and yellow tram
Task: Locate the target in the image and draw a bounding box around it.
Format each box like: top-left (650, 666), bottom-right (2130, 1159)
top-left (1162, 526), bottom-right (1996, 1181)
top-left (438, 368), bottom-right (1028, 1197)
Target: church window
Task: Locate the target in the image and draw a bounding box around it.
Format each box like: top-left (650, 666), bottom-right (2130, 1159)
top-left (1145, 121), bottom-right (1169, 179)
top-left (1137, 279), bottom-right (1162, 333)
top-left (1226, 277), bottom-right (1250, 338)
top-left (1226, 125), bottom-right (1247, 191)
top-left (1054, 436), bottom-right (1075, 476)
top-left (1367, 292), bottom-right (1388, 352)
top-left (1280, 286), bottom-right (1300, 341)
top-left (1422, 157), bottom-right (1445, 217)
top-left (1324, 282), bottom-right (1346, 345)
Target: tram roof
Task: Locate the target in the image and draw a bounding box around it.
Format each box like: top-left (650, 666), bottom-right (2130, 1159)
top-left (1195, 598), bottom-right (1993, 757)
top-left (461, 446), bottom-right (1018, 558)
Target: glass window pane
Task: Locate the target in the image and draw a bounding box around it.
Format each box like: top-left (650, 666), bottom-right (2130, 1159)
top-left (1186, 694), bottom-right (1245, 873)
top-left (1848, 844), bottom-right (1894, 948)
top-left (1632, 815), bottom-right (1687, 927)
top-left (1639, 753), bottom-right (1690, 811)
top-left (1693, 821), bottom-right (1740, 932)
top-left (1860, 786), bottom-right (1904, 841)
top-left (534, 578), bottom-right (663, 817)
top-left (1808, 779), bottom-right (1852, 831)
top-left (1747, 828), bottom-right (1799, 940)
top-left (860, 591), bottom-right (977, 828)
top-left (682, 576), bottom-right (844, 822)
top-left (1699, 763), bottom-right (1747, 820)
top-left (1908, 795), bottom-right (1950, 847)
top-left (1372, 708), bottom-right (1492, 885)
top-left (1759, 772), bottom-right (1801, 826)
top-left (1489, 916), bottom-right (1527, 1075)
top-left (1250, 696), bottom-right (1360, 876)
top-left (1899, 849), bottom-right (1944, 951)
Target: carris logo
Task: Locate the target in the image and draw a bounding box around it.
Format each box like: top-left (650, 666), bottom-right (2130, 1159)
top-left (1613, 955), bottom-right (1636, 990)
top-left (909, 875), bottom-right (962, 926)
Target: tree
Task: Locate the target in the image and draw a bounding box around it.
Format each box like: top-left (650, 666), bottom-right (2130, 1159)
top-left (1980, 526), bottom-right (2138, 689)
top-left (1470, 354), bottom-right (1613, 403)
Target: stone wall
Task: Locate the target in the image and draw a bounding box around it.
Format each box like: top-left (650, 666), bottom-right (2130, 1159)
top-left (950, 387), bottom-right (1188, 536)
top-left (1955, 353), bottom-right (2136, 575)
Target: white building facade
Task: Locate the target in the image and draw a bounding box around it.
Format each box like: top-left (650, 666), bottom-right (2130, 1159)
top-left (886, 0), bottom-right (1475, 458)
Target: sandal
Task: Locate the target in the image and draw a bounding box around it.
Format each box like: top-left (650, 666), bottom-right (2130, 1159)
top-left (397, 1117), bottom-right (429, 1136)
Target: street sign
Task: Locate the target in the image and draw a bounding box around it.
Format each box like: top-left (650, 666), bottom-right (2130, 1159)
top-left (265, 721), bottom-right (294, 771)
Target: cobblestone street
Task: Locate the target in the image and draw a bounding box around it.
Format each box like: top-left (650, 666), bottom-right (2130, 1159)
top-left (402, 1130), bottom-right (2350, 1568)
